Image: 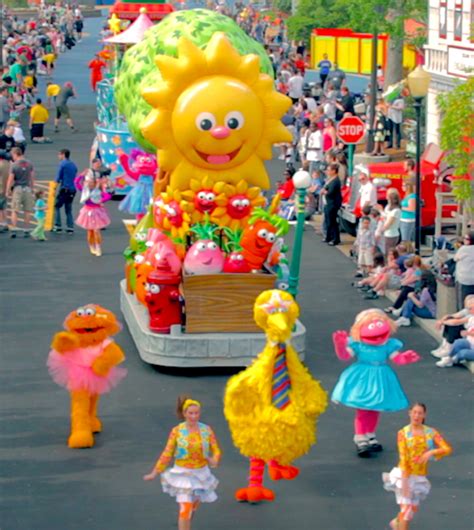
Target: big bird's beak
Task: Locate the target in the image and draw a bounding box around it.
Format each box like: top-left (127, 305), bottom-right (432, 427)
top-left (266, 312), bottom-right (292, 342)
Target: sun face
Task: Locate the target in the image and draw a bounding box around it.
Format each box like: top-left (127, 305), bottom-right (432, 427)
top-left (141, 33), bottom-right (292, 191)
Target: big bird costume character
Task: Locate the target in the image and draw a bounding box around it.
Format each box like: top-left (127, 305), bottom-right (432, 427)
top-left (47, 305), bottom-right (127, 448)
top-left (141, 32), bottom-right (292, 193)
top-left (224, 290), bottom-right (328, 503)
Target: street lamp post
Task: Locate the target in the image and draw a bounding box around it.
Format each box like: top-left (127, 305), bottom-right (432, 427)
top-left (407, 66), bottom-right (431, 255)
top-left (288, 170), bottom-right (312, 298)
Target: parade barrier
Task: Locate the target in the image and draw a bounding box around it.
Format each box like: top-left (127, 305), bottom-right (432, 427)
top-left (6, 180), bottom-right (56, 231)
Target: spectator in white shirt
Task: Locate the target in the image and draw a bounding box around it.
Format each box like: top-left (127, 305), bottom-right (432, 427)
top-left (357, 166), bottom-right (377, 210)
top-left (305, 122), bottom-right (323, 173)
top-left (454, 231), bottom-right (474, 309)
top-left (288, 70), bottom-right (304, 103)
top-left (387, 96), bottom-right (405, 149)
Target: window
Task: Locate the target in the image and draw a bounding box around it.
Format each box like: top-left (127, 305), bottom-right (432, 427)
top-left (439, 1), bottom-right (447, 38)
top-left (454, 2), bottom-right (463, 41)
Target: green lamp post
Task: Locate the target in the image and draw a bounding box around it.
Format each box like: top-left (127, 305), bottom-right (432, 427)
top-left (288, 170), bottom-right (312, 298)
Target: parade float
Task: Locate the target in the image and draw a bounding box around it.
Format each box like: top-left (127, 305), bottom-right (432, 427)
top-left (114, 9), bottom-right (306, 367)
top-left (92, 9), bottom-right (157, 195)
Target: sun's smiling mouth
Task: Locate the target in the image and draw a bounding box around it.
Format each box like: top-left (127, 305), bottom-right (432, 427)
top-left (195, 146), bottom-right (241, 165)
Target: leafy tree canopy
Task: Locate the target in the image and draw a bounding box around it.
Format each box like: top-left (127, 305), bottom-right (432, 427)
top-left (438, 77), bottom-right (474, 202)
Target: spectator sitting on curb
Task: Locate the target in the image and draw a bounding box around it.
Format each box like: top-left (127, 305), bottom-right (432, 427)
top-left (431, 294), bottom-right (474, 359)
top-left (395, 270), bottom-right (437, 327)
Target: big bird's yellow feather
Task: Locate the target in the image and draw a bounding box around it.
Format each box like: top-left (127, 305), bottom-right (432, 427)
top-left (224, 290), bottom-right (327, 502)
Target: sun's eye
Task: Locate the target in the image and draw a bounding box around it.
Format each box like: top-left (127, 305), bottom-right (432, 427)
top-left (266, 233), bottom-right (276, 243)
top-left (207, 241), bottom-right (218, 250)
top-left (257, 229), bottom-right (268, 239)
top-left (196, 112), bottom-right (216, 131)
top-left (197, 191), bottom-right (207, 200)
top-left (197, 242), bottom-right (207, 251)
top-left (225, 111), bottom-right (244, 130)
top-left (85, 307), bottom-right (96, 316)
top-left (232, 199), bottom-right (242, 207)
top-left (241, 198), bottom-right (250, 207)
top-left (76, 307), bottom-right (85, 316)
top-left (206, 192), bottom-right (215, 201)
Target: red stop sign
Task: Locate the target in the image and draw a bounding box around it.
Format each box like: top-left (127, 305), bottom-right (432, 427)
top-left (337, 116), bottom-right (365, 144)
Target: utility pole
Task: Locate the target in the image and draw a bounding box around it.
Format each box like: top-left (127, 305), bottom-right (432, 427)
top-left (365, 27), bottom-right (378, 154)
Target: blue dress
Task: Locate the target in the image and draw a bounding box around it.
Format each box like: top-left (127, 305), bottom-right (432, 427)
top-left (119, 175), bottom-right (154, 215)
top-left (331, 338), bottom-right (409, 412)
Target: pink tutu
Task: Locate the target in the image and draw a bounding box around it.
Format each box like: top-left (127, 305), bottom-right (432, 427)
top-left (47, 339), bottom-right (127, 394)
top-left (76, 204), bottom-right (111, 230)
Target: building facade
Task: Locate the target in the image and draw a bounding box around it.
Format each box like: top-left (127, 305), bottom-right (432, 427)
top-left (425, 0), bottom-right (473, 144)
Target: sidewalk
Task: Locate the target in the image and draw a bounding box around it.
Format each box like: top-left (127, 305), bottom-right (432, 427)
top-left (309, 214), bottom-right (474, 373)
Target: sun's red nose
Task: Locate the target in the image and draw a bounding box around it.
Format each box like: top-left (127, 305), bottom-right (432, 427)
top-left (210, 126), bottom-right (230, 139)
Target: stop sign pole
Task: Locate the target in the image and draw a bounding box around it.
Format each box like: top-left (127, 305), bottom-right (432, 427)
top-left (337, 116), bottom-right (366, 177)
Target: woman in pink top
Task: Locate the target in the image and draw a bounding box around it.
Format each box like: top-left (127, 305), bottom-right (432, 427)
top-left (322, 118), bottom-right (337, 153)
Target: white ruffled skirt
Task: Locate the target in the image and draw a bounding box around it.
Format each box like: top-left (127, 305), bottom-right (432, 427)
top-left (161, 465), bottom-right (218, 503)
top-left (383, 467), bottom-right (431, 506)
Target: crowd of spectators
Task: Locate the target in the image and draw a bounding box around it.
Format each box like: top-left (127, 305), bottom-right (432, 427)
top-left (0, 2), bottom-right (84, 235)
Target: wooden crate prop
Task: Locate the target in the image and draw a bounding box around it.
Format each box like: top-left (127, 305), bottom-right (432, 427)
top-left (183, 272), bottom-right (276, 333)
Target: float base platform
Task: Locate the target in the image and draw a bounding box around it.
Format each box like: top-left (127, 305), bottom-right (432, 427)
top-left (120, 280), bottom-right (306, 367)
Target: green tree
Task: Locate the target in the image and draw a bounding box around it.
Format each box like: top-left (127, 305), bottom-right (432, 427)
top-left (438, 77), bottom-right (474, 204)
top-left (286, 0), bottom-right (350, 41)
top-left (272, 0), bottom-right (292, 14)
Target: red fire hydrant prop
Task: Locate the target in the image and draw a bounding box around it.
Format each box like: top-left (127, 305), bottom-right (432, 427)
top-left (145, 264), bottom-right (182, 334)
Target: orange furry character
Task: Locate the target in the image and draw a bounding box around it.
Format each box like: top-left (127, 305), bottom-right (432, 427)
top-left (47, 305), bottom-right (127, 448)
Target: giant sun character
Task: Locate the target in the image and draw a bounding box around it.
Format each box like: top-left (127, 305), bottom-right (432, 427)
top-left (141, 32), bottom-right (292, 192)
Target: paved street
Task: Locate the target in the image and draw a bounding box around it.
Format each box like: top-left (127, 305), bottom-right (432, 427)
top-left (1, 13), bottom-right (473, 530)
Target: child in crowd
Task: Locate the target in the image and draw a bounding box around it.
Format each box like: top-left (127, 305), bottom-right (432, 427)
top-left (359, 249), bottom-right (401, 300)
top-left (355, 216), bottom-right (376, 276)
top-left (354, 253), bottom-right (385, 298)
top-left (31, 190), bottom-right (47, 241)
top-left (384, 256), bottom-right (425, 315)
top-left (395, 270), bottom-right (437, 327)
top-left (370, 207), bottom-right (385, 254)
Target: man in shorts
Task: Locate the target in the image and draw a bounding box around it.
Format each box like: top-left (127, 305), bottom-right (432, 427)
top-left (54, 82), bottom-right (77, 132)
top-left (5, 147), bottom-right (36, 237)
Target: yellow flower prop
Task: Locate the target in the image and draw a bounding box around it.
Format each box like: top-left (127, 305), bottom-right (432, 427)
top-left (153, 187), bottom-right (190, 241)
top-left (211, 180), bottom-right (266, 230)
top-left (180, 176), bottom-right (226, 225)
top-left (141, 32), bottom-right (292, 192)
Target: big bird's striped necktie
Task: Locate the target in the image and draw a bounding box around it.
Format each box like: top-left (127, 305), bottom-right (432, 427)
top-left (272, 342), bottom-right (291, 410)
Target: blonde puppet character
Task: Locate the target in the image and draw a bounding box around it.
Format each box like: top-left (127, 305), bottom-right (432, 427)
top-left (383, 403), bottom-right (452, 530)
top-left (144, 397), bottom-right (221, 530)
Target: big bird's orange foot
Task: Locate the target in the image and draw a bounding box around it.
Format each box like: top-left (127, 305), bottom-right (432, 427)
top-left (90, 417), bottom-right (102, 433)
top-left (235, 486), bottom-right (275, 503)
top-left (68, 430), bottom-right (94, 448)
top-left (268, 463), bottom-right (300, 481)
